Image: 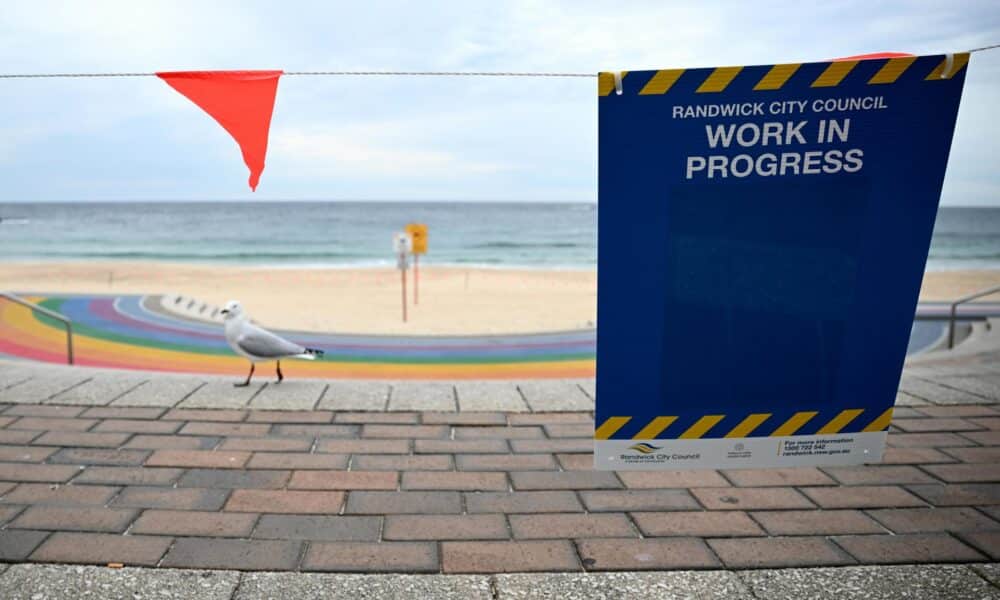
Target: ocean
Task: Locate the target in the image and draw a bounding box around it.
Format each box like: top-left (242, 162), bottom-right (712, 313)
top-left (0, 202), bottom-right (997, 271)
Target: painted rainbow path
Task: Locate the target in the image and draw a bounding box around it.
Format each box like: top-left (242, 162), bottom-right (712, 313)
top-left (0, 294), bottom-right (596, 380)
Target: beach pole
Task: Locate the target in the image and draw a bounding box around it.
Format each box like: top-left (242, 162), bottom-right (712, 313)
top-left (393, 231), bottom-right (412, 324)
top-left (401, 265), bottom-right (408, 322)
top-left (414, 254), bottom-right (419, 305)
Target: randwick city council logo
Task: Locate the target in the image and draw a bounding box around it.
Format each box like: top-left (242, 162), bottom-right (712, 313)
top-left (628, 443), bottom-right (662, 454)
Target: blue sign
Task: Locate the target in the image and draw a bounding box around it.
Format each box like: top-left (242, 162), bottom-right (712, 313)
top-left (595, 54), bottom-right (968, 469)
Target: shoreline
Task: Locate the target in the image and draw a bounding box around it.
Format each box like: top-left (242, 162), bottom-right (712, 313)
top-left (2, 260), bottom-right (999, 335)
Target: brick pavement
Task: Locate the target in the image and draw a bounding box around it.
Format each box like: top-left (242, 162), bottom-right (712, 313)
top-left (0, 396), bottom-right (995, 573)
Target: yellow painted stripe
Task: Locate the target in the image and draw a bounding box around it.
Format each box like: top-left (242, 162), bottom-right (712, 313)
top-left (862, 408), bottom-right (894, 432)
top-left (868, 57), bottom-right (917, 84)
top-left (598, 71), bottom-right (628, 96)
top-left (632, 416), bottom-right (678, 439)
top-left (639, 69), bottom-right (685, 95)
top-left (926, 53), bottom-right (970, 80)
top-left (817, 409), bottom-right (865, 434)
top-left (771, 411), bottom-right (818, 436)
top-left (812, 61), bottom-right (858, 87)
top-left (754, 63), bottom-right (800, 90)
top-left (724, 413), bottom-right (772, 438)
top-left (696, 67), bottom-right (742, 93)
top-left (679, 415), bottom-right (725, 439)
top-left (595, 416), bottom-right (631, 440)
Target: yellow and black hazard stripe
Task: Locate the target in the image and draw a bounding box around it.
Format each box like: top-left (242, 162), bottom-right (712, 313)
top-left (598, 53), bottom-right (968, 97)
top-left (595, 408), bottom-right (893, 440)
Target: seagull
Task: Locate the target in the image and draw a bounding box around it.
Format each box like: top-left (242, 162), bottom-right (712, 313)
top-left (220, 300), bottom-right (324, 387)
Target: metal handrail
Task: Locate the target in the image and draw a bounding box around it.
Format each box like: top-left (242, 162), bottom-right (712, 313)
top-left (948, 284), bottom-right (1000, 349)
top-left (0, 292), bottom-right (74, 364)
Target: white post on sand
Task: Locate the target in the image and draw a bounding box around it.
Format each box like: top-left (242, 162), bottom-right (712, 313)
top-left (393, 232), bottom-right (413, 323)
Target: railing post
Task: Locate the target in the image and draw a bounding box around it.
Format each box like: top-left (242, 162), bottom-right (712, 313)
top-left (949, 302), bottom-right (957, 349)
top-left (0, 292), bottom-right (75, 365)
top-left (66, 322), bottom-right (74, 365)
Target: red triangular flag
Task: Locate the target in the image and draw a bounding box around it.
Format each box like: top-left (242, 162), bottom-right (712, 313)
top-left (157, 70), bottom-right (283, 191)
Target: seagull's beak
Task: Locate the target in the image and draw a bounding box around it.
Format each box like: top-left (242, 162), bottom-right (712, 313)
top-left (221, 309), bottom-right (229, 315)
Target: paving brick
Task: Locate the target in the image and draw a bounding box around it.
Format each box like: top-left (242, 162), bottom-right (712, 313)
top-left (5, 405), bottom-right (86, 418)
top-left (123, 434), bottom-right (220, 450)
top-left (179, 382), bottom-right (259, 409)
top-left (178, 469), bottom-right (290, 489)
top-left (961, 431), bottom-right (1000, 445)
top-left (246, 452), bottom-right (349, 470)
top-left (577, 538), bottom-right (719, 570)
top-left (253, 515), bottom-right (381, 541)
top-left (351, 455), bottom-right (454, 471)
top-left (893, 418), bottom-right (983, 432)
top-left (388, 383), bottom-right (455, 411)
top-left (162, 538), bottom-right (302, 570)
top-left (455, 426), bottom-right (544, 440)
top-left (510, 513), bottom-right (635, 539)
top-left (833, 533), bottom-right (985, 564)
top-left (80, 407), bottom-right (165, 420)
top-left (465, 491), bottom-right (584, 513)
top-left (31, 532), bottom-right (171, 566)
top-left (0, 530), bottom-right (49, 560)
top-left (507, 413), bottom-right (594, 426)
top-left (750, 509), bottom-right (885, 535)
top-left (908, 483), bottom-right (1000, 506)
top-left (106, 378), bottom-right (201, 408)
top-left (0, 462), bottom-right (79, 483)
top-left (709, 537), bottom-right (853, 568)
top-left (579, 489), bottom-right (700, 512)
top-left (824, 465), bottom-right (940, 486)
top-left (146, 449), bottom-right (250, 469)
top-left (217, 437), bottom-right (313, 452)
top-left (130, 510), bottom-right (257, 537)
top-left (543, 424), bottom-right (594, 438)
top-left (73, 466), bottom-right (183, 486)
top-left (421, 412), bottom-right (507, 425)
top-left (916, 405), bottom-right (999, 417)
top-left (456, 454), bottom-right (557, 471)
top-left (959, 531), bottom-right (1000, 559)
top-left (691, 487), bottom-right (815, 510)
top-left (33, 431), bottom-right (131, 448)
top-left (289, 471), bottom-right (398, 490)
top-left (443, 540), bottom-right (578, 573)
top-left (246, 410), bottom-right (334, 423)
top-left (0, 445), bottom-right (57, 462)
top-left (0, 481), bottom-right (14, 495)
top-left (0, 505), bottom-right (25, 524)
top-left (316, 439), bottom-right (411, 454)
top-left (49, 448), bottom-right (150, 466)
top-left (345, 491), bottom-right (461, 514)
top-left (510, 439), bottom-right (593, 453)
top-left (923, 464), bottom-right (1000, 483)
top-left (2, 483), bottom-right (119, 506)
top-left (510, 471), bottom-right (622, 491)
top-left (801, 486), bottom-right (926, 509)
top-left (879, 447), bottom-right (958, 464)
top-left (887, 432), bottom-right (974, 447)
top-left (225, 490), bottom-right (345, 514)
top-left (248, 381), bottom-right (326, 411)
top-left (318, 381), bottom-right (390, 411)
top-left (867, 506), bottom-right (1000, 533)
top-left (632, 511), bottom-right (763, 537)
top-left (180, 422), bottom-right (271, 437)
top-left (272, 424), bottom-right (361, 438)
top-left (112, 486), bottom-right (229, 510)
top-left (361, 424), bottom-right (448, 439)
top-left (334, 412), bottom-right (420, 424)
top-left (92, 419), bottom-right (182, 434)
top-left (0, 430), bottom-right (41, 444)
top-left (556, 453), bottom-right (594, 470)
top-left (304, 541), bottom-right (439, 572)
top-left (722, 467), bottom-right (835, 487)
top-left (402, 471), bottom-right (508, 491)
top-left (163, 408), bottom-right (247, 422)
top-left (617, 470), bottom-right (730, 489)
top-left (9, 506), bottom-right (138, 532)
top-left (517, 381), bottom-right (592, 411)
top-left (383, 515), bottom-right (509, 540)
top-left (941, 447), bottom-right (1000, 463)
top-left (0, 377), bottom-right (90, 404)
top-left (455, 382), bottom-right (527, 412)
top-left (415, 439), bottom-right (510, 454)
top-left (9, 417), bottom-right (97, 431)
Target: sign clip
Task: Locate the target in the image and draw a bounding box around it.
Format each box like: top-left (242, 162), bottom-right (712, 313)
top-left (613, 72), bottom-right (623, 95)
top-left (941, 53), bottom-right (954, 79)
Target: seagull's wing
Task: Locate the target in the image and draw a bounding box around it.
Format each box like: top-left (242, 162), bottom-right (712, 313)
top-left (236, 323), bottom-right (307, 358)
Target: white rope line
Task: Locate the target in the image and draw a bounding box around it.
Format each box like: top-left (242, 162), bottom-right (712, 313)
top-left (0, 44), bottom-right (996, 79)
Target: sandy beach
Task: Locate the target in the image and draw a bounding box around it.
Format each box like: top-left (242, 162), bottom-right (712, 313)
top-left (2, 261), bottom-right (999, 335)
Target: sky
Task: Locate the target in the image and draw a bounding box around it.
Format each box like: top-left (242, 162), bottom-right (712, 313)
top-left (0, 1), bottom-right (998, 205)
